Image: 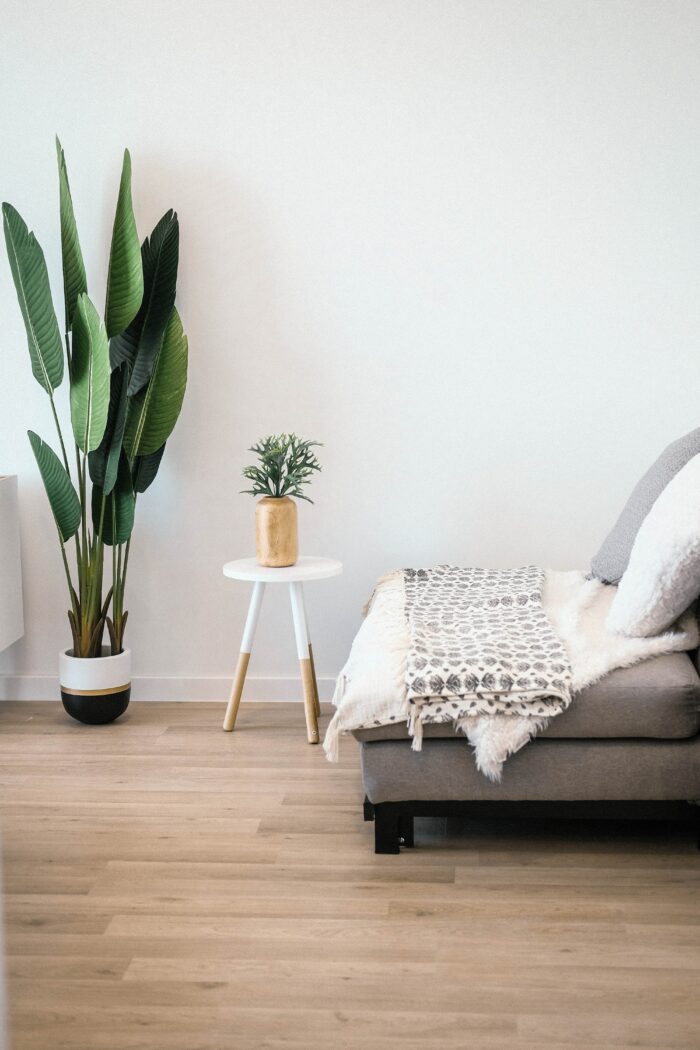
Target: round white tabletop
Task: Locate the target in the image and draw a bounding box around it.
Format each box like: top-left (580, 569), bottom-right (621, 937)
top-left (222, 555), bottom-right (343, 583)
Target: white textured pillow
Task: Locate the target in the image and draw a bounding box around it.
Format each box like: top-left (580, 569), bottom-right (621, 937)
top-left (606, 452), bottom-right (700, 637)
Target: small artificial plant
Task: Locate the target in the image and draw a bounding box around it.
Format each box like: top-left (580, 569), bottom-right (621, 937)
top-left (242, 434), bottom-right (322, 502)
top-left (3, 140), bottom-right (188, 657)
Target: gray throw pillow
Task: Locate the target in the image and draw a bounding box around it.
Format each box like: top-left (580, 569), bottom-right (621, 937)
top-left (591, 426), bottom-right (700, 584)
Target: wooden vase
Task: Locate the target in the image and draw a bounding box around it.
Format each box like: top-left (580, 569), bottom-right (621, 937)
top-left (255, 497), bottom-right (298, 567)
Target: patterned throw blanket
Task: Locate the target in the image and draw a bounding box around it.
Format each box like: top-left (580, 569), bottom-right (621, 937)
top-left (403, 566), bottom-right (573, 747)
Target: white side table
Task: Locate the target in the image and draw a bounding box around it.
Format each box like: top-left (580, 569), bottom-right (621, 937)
top-left (222, 556), bottom-right (343, 743)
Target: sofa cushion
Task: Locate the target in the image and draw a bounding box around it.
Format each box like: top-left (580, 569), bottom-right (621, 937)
top-left (591, 426), bottom-right (700, 585)
top-left (351, 651), bottom-right (700, 743)
top-left (606, 454), bottom-right (700, 637)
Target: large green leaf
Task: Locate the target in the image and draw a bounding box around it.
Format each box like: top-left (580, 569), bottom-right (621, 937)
top-left (124, 308), bottom-right (188, 457)
top-left (128, 210), bottom-right (179, 395)
top-left (105, 150), bottom-right (143, 338)
top-left (70, 294), bottom-right (110, 453)
top-left (92, 452), bottom-right (134, 546)
top-left (88, 362), bottom-right (128, 494)
top-left (3, 203), bottom-right (63, 394)
top-left (132, 442), bottom-right (166, 493)
top-left (28, 430), bottom-right (81, 542)
top-left (55, 138), bottom-right (87, 330)
top-left (109, 210), bottom-right (179, 393)
top-left (109, 319), bottom-right (138, 373)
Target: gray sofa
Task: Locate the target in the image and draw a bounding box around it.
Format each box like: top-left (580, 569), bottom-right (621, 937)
top-left (353, 651), bottom-right (700, 852)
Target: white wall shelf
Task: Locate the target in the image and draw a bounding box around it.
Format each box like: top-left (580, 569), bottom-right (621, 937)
top-left (0, 476), bottom-right (24, 653)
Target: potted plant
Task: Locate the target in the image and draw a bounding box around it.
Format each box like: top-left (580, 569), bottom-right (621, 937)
top-left (3, 140), bottom-right (187, 723)
top-left (242, 434), bottom-right (322, 567)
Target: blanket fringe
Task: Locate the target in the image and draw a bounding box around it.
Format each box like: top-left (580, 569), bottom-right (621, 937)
top-left (407, 707), bottom-right (424, 751)
top-left (361, 569), bottom-right (402, 616)
top-left (323, 709), bottom-right (341, 763)
top-left (332, 673), bottom-right (348, 706)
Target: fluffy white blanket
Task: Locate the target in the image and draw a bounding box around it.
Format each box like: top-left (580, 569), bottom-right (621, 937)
top-left (324, 570), bottom-right (698, 780)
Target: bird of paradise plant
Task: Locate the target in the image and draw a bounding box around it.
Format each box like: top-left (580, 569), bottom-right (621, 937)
top-left (3, 140), bottom-right (187, 657)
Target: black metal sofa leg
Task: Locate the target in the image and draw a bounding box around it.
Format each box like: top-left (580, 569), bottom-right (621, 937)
top-left (372, 804), bottom-right (415, 853)
top-left (374, 803), bottom-right (401, 854)
top-left (691, 802), bottom-right (700, 850)
top-left (399, 813), bottom-right (415, 848)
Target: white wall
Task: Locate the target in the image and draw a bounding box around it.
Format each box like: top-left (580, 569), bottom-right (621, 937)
top-left (2, 0), bottom-right (700, 699)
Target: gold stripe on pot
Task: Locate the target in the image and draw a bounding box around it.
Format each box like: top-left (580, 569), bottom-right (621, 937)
top-left (60, 684), bottom-right (130, 697)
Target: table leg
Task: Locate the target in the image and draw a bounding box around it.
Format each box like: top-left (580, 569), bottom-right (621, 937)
top-left (308, 644), bottom-right (321, 717)
top-left (300, 586), bottom-right (321, 717)
top-left (289, 582), bottom-right (319, 744)
top-left (223, 581), bottom-right (265, 732)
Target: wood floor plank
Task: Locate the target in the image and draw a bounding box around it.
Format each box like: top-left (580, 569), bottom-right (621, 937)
top-left (1, 700), bottom-right (698, 1050)
top-left (7, 1004), bottom-right (518, 1050)
top-left (19, 969), bottom-right (697, 1017)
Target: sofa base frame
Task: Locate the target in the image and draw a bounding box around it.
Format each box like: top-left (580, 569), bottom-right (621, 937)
top-left (363, 797), bottom-right (700, 854)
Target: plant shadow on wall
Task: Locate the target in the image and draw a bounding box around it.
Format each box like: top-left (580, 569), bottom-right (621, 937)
top-left (2, 139), bottom-right (188, 723)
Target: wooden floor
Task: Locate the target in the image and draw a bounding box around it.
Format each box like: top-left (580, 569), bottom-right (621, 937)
top-left (0, 702), bottom-right (699, 1050)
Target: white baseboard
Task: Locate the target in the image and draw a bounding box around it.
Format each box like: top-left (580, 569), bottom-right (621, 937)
top-left (0, 675), bottom-right (337, 703)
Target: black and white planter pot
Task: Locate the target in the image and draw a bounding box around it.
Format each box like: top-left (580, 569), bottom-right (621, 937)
top-left (59, 647), bottom-right (131, 725)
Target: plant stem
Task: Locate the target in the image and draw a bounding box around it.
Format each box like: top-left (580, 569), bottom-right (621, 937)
top-left (73, 444), bottom-right (83, 566)
top-left (111, 534), bottom-right (118, 633)
top-left (113, 532), bottom-right (132, 654)
top-left (110, 503), bottom-right (123, 653)
top-left (49, 396), bottom-right (71, 478)
top-left (80, 451), bottom-right (88, 572)
top-left (59, 538), bottom-right (79, 628)
top-left (85, 493), bottom-right (107, 650)
top-left (121, 535), bottom-right (131, 587)
top-left (97, 490), bottom-right (107, 544)
top-left (116, 533), bottom-right (122, 605)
